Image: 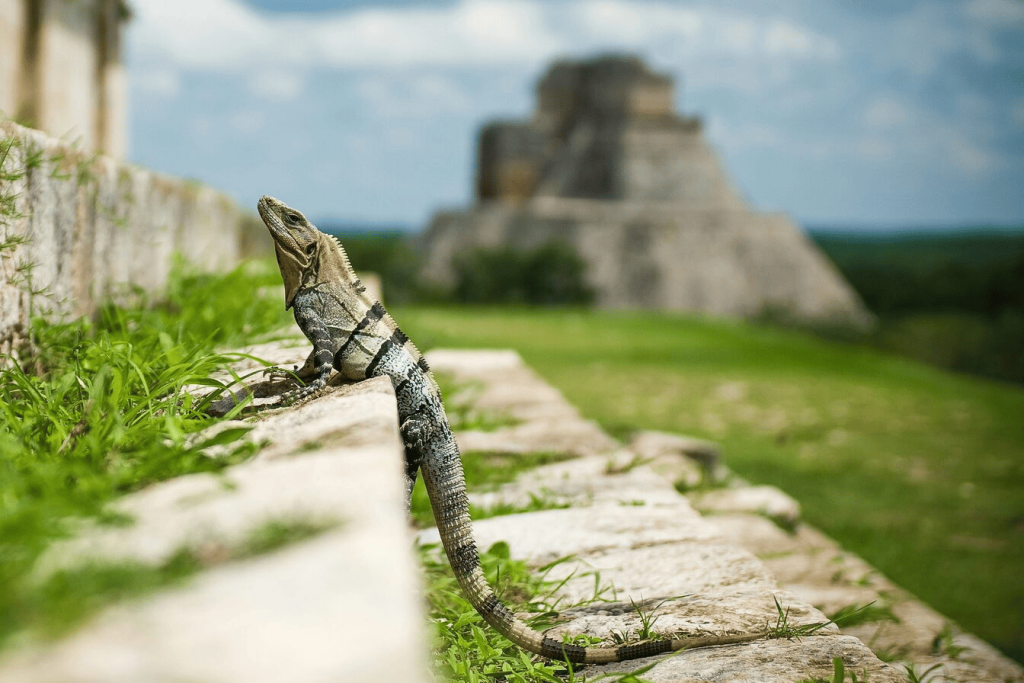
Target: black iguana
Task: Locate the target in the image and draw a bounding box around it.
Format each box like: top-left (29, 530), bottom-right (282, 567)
top-left (257, 195), bottom-right (764, 663)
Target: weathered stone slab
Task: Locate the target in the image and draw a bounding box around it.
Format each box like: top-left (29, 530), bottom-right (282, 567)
top-left (36, 377), bottom-right (403, 575)
top-left (426, 349), bottom-right (580, 423)
top-left (761, 547), bottom-right (885, 591)
top-left (455, 420), bottom-right (619, 458)
top-left (708, 513), bottom-right (837, 558)
top-left (1, 527), bottom-right (427, 683)
top-left (426, 349), bottom-right (618, 457)
top-left (629, 430), bottom-right (723, 478)
top-left (3, 372), bottom-right (430, 683)
top-left (541, 541), bottom-right (780, 607)
top-left (549, 588), bottom-right (827, 644)
top-left (585, 635), bottom-right (905, 683)
top-left (691, 485), bottom-right (801, 528)
top-left (710, 514), bottom-right (1024, 681)
top-left (468, 454), bottom-right (686, 510)
top-left (420, 502), bottom-right (720, 567)
top-left (932, 633), bottom-right (1024, 683)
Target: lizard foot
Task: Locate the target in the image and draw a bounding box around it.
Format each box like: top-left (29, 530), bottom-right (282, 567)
top-left (263, 364), bottom-right (300, 382)
top-left (400, 417), bottom-right (435, 453)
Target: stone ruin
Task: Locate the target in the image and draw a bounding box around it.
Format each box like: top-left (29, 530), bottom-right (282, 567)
top-left (420, 55), bottom-right (872, 326)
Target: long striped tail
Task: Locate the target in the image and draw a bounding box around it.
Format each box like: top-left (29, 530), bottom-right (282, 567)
top-left (419, 439), bottom-right (764, 664)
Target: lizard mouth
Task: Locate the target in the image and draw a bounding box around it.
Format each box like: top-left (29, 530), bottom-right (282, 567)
top-left (257, 196), bottom-right (289, 238)
top-left (257, 195), bottom-right (278, 222)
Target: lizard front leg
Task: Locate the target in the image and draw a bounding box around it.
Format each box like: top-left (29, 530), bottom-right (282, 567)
top-left (278, 306), bottom-right (335, 405)
top-left (264, 349), bottom-right (317, 383)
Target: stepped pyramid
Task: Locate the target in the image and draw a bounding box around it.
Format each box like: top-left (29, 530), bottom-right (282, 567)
top-left (420, 55), bottom-right (871, 325)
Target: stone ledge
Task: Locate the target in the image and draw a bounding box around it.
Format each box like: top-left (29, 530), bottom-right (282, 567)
top-left (0, 349), bottom-right (429, 683)
top-left (1, 527), bottom-right (426, 683)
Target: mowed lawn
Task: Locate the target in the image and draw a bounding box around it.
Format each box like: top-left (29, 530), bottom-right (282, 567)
top-left (394, 306), bottom-right (1024, 664)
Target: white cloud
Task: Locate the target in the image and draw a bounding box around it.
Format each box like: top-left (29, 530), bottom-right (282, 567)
top-left (131, 0), bottom-right (278, 71)
top-left (856, 137), bottom-right (893, 160)
top-left (886, 3), bottom-right (1004, 75)
top-left (249, 70), bottom-right (304, 101)
top-left (855, 97), bottom-right (1000, 174)
top-left (863, 96), bottom-right (912, 128)
top-left (947, 132), bottom-right (997, 174)
top-left (130, 0), bottom-right (840, 72)
top-left (763, 18), bottom-right (839, 59)
top-left (132, 69), bottom-right (181, 98)
top-left (965, 0), bottom-right (1024, 24)
top-left (572, 2), bottom-right (704, 46)
top-left (1012, 99), bottom-right (1024, 128)
top-left (356, 74), bottom-right (473, 119)
top-left (230, 110), bottom-right (267, 135)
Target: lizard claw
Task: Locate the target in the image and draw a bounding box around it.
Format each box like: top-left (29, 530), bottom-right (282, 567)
top-left (263, 364), bottom-right (299, 382)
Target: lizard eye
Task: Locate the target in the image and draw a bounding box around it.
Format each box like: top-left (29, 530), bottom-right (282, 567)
top-left (305, 243), bottom-right (316, 256)
top-left (286, 211), bottom-right (301, 224)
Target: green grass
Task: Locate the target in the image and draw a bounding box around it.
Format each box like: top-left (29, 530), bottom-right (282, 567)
top-left (0, 259), bottom-right (295, 648)
top-left (421, 540), bottom-right (585, 682)
top-left (393, 305), bottom-right (1024, 664)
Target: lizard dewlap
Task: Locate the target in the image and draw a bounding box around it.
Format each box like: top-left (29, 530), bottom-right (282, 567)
top-left (257, 195), bottom-right (764, 663)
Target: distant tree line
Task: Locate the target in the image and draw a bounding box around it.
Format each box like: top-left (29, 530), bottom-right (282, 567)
top-left (812, 229), bottom-right (1024, 384)
top-left (331, 227), bottom-right (1024, 384)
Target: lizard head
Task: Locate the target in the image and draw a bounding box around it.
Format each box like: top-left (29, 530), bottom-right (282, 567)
top-left (258, 195), bottom-right (319, 308)
top-left (257, 195), bottom-right (364, 310)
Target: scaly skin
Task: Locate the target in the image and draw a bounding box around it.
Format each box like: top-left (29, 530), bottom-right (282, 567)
top-left (258, 195), bottom-right (765, 663)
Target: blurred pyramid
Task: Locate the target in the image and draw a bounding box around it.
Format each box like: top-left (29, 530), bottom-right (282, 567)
top-left (421, 54), bottom-right (871, 326)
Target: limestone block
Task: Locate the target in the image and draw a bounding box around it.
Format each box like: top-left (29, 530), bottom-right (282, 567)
top-left (426, 348), bottom-right (583, 421)
top-left (629, 430), bottom-right (722, 487)
top-left (708, 513), bottom-right (837, 558)
top-left (467, 453), bottom-right (685, 510)
top-left (691, 485), bottom-right (801, 528)
top-left (550, 588), bottom-right (827, 645)
top-left (17, 126), bottom-right (85, 320)
top-left (125, 171), bottom-right (174, 292)
top-left (426, 348), bottom-right (619, 456)
top-left (420, 503), bottom-right (720, 567)
top-left (35, 377), bottom-right (404, 574)
top-left (0, 123), bottom-right (30, 351)
top-left (761, 548), bottom-right (884, 592)
top-left (543, 541), bottom-right (779, 607)
top-left (1, 527), bottom-right (428, 683)
top-left (932, 633), bottom-right (1024, 682)
top-left (86, 154), bottom-right (123, 299)
top-left (586, 635), bottom-right (906, 683)
top-left (455, 419), bottom-right (619, 459)
top-left (5, 374), bottom-right (429, 683)
top-left (629, 430), bottom-right (721, 470)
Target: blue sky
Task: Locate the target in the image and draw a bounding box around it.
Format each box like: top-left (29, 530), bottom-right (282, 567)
top-left (125, 0), bottom-right (1024, 229)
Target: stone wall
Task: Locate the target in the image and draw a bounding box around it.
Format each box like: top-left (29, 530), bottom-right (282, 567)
top-left (0, 0), bottom-right (128, 158)
top-left (0, 120), bottom-right (253, 355)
